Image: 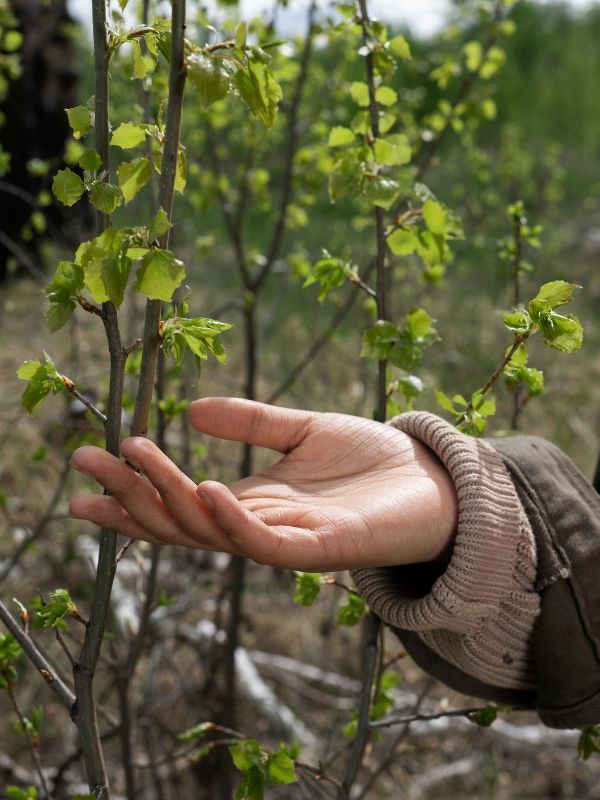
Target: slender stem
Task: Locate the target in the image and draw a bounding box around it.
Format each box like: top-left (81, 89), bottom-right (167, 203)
top-left (358, 0), bottom-right (387, 423)
top-left (0, 599), bottom-right (76, 708)
top-left (370, 704), bottom-right (490, 729)
top-left (131, 0), bottom-right (187, 438)
top-left (456, 334), bottom-right (524, 427)
top-left (5, 676), bottom-right (52, 800)
top-left (511, 214), bottom-right (524, 430)
top-left (337, 612), bottom-right (380, 800)
top-left (71, 3), bottom-right (126, 797)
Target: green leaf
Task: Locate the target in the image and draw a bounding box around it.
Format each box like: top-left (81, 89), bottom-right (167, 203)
top-left (135, 248), bottom-right (185, 301)
top-left (328, 126), bottom-right (356, 147)
top-left (36, 588), bottom-right (79, 628)
top-left (470, 705), bottom-right (498, 727)
top-left (178, 722), bottom-right (212, 742)
top-left (236, 765), bottom-right (265, 800)
top-left (375, 86), bottom-right (397, 107)
top-left (364, 176), bottom-right (399, 210)
top-left (89, 181), bottom-right (123, 215)
top-left (235, 59), bottom-right (282, 127)
top-left (387, 228), bottom-right (418, 256)
top-left (538, 311), bottom-right (583, 352)
top-left (337, 593), bottom-right (366, 626)
top-left (79, 149), bottom-right (102, 171)
top-left (406, 306), bottom-right (434, 339)
top-left (148, 207), bottom-right (171, 241)
top-left (529, 280), bottom-right (580, 315)
top-left (422, 200), bottom-right (446, 234)
top-left (464, 40), bottom-right (483, 72)
top-left (77, 227), bottom-right (132, 308)
top-left (235, 21), bottom-right (247, 51)
top-left (6, 787), bottom-right (38, 800)
top-left (435, 390), bottom-right (456, 414)
top-left (374, 134), bottom-right (411, 166)
top-left (267, 751), bottom-right (296, 785)
top-left (117, 157), bottom-right (152, 203)
top-left (503, 309), bottom-right (532, 333)
top-left (52, 168), bottom-right (84, 207)
top-left (230, 739), bottom-right (266, 772)
top-left (66, 106), bottom-right (92, 139)
top-left (0, 631), bottom-right (22, 669)
top-left (175, 147), bottom-right (187, 193)
top-left (17, 354), bottom-right (65, 414)
top-left (293, 572), bottom-right (322, 606)
top-left (131, 39), bottom-right (156, 79)
top-left (188, 53), bottom-right (232, 109)
top-left (2, 30), bottom-right (23, 53)
top-left (578, 725), bottom-right (600, 760)
top-left (110, 122), bottom-right (147, 149)
top-left (389, 34), bottom-right (411, 60)
top-left (349, 81), bottom-right (369, 107)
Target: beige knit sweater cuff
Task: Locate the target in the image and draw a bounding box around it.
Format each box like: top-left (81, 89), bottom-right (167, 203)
top-left (351, 412), bottom-right (541, 691)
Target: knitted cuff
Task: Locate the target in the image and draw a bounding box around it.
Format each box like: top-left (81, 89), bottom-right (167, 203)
top-left (352, 412), bottom-right (540, 690)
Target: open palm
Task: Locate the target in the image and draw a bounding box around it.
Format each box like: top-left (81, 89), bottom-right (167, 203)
top-left (70, 398), bottom-right (457, 571)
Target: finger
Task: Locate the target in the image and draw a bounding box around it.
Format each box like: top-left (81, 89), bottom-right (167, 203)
top-left (188, 397), bottom-right (315, 453)
top-left (120, 437), bottom-right (224, 545)
top-left (69, 494), bottom-right (220, 551)
top-left (70, 446), bottom-right (195, 546)
top-left (197, 480), bottom-right (323, 569)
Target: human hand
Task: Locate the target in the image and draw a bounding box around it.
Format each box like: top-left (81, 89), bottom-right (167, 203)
top-left (69, 398), bottom-right (458, 571)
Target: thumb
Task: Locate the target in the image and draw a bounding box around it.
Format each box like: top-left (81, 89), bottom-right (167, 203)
top-left (188, 397), bottom-right (315, 454)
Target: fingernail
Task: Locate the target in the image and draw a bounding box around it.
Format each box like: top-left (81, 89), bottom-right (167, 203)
top-left (197, 489), bottom-right (215, 512)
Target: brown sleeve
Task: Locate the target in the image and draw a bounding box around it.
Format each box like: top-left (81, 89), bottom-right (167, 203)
top-left (351, 412), bottom-right (540, 696)
top-left (492, 435), bottom-right (600, 728)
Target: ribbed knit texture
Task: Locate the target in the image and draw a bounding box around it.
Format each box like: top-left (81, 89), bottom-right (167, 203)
top-left (352, 412), bottom-right (540, 691)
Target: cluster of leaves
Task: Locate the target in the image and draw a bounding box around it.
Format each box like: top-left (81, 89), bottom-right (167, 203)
top-left (32, 589), bottom-right (81, 629)
top-left (292, 572), bottom-right (367, 626)
top-left (437, 280), bottom-right (582, 435)
top-left (229, 739), bottom-right (297, 800)
top-left (0, 0), bottom-right (22, 176)
top-left (178, 723), bottom-right (297, 800)
top-left (16, 354), bottom-right (67, 415)
top-left (361, 308), bottom-right (440, 414)
top-left (498, 200), bottom-right (541, 276)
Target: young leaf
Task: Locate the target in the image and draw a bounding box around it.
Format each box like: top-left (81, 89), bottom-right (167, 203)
top-left (79, 149), bottom-right (102, 171)
top-left (148, 207), bottom-right (171, 241)
top-left (36, 588), bottom-right (79, 628)
top-left (389, 34), bottom-right (411, 60)
top-left (267, 751), bottom-right (296, 785)
top-left (17, 354), bottom-right (65, 414)
top-left (422, 200), bottom-right (446, 234)
top-left (66, 106), bottom-right (92, 139)
top-left (577, 725), bottom-right (600, 760)
top-left (188, 53), bottom-right (232, 109)
top-left (328, 126), bottom-right (356, 147)
top-left (117, 157), bottom-right (153, 203)
top-left (135, 248), bottom-right (185, 301)
top-left (52, 168), bottom-right (85, 207)
top-left (337, 593), bottom-right (366, 626)
top-left (234, 59), bottom-right (282, 127)
top-left (89, 181), bottom-right (123, 215)
top-left (375, 86), bottom-right (397, 107)
top-left (387, 228), bottom-right (418, 256)
top-left (293, 571), bottom-right (322, 606)
top-left (77, 227), bottom-right (132, 308)
top-left (110, 122), bottom-right (147, 149)
top-left (349, 81), bottom-right (369, 107)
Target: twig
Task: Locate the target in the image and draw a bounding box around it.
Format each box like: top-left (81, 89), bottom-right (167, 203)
top-left (60, 376), bottom-right (107, 424)
top-left (370, 704), bottom-right (488, 729)
top-left (4, 675), bottom-right (53, 800)
top-left (115, 537), bottom-right (136, 565)
top-left (337, 612), bottom-right (380, 800)
top-left (455, 334), bottom-right (524, 427)
top-left (131, 0), bottom-right (187, 438)
top-left (0, 599), bottom-right (76, 709)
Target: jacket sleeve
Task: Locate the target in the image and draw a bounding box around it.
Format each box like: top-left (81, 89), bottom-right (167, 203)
top-left (351, 412), bottom-right (600, 729)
